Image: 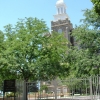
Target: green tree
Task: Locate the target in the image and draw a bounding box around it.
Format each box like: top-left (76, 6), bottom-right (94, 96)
top-left (66, 8), bottom-right (100, 77)
top-left (1, 17), bottom-right (68, 81)
top-left (80, 9), bottom-right (100, 29)
top-left (0, 30), bottom-right (12, 80)
top-left (91, 0), bottom-right (100, 15)
top-left (68, 25), bottom-right (100, 77)
top-left (40, 85), bottom-right (48, 92)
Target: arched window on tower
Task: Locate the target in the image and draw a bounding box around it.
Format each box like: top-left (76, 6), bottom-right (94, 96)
top-left (58, 29), bottom-right (62, 33)
top-left (64, 8), bottom-right (66, 14)
top-left (59, 7), bottom-right (61, 14)
top-left (58, 8), bottom-right (60, 14)
top-left (61, 7), bottom-right (63, 14)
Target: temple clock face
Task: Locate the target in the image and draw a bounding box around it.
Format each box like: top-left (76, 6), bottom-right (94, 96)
top-left (58, 29), bottom-right (62, 33)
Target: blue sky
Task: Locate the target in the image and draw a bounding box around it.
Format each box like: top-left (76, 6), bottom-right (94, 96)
top-left (0, 0), bottom-right (93, 31)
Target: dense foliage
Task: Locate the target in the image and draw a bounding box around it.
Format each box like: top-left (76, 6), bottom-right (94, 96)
top-left (80, 9), bottom-right (100, 29)
top-left (66, 7), bottom-right (100, 77)
top-left (91, 0), bottom-right (100, 15)
top-left (0, 17), bottom-right (68, 81)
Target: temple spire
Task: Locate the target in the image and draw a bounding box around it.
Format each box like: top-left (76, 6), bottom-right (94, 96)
top-left (56, 0), bottom-right (66, 14)
top-left (53, 0), bottom-right (69, 21)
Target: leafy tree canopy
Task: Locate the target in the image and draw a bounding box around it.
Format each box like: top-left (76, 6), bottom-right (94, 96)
top-left (0, 17), bottom-right (69, 81)
top-left (91, 0), bottom-right (100, 15)
top-left (80, 8), bottom-right (100, 29)
top-left (66, 7), bottom-right (100, 77)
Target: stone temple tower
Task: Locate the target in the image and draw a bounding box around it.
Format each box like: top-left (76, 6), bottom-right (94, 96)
top-left (51, 0), bottom-right (74, 45)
